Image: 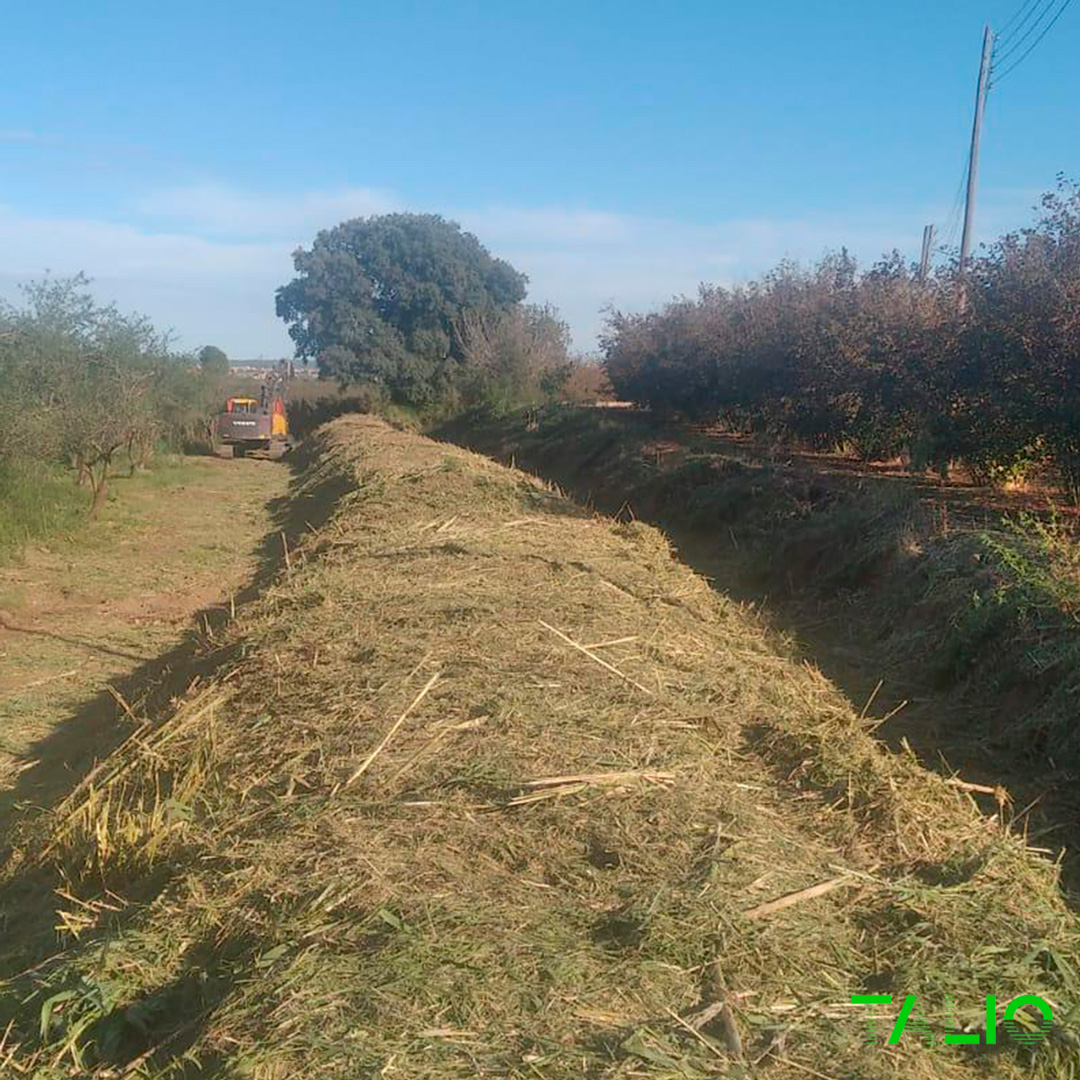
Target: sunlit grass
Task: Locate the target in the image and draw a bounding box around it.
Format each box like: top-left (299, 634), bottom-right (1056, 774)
top-left (0, 460), bottom-right (87, 564)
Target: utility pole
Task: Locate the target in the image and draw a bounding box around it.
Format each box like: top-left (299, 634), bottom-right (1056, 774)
top-left (918, 224), bottom-right (936, 283)
top-left (959, 25), bottom-right (995, 278)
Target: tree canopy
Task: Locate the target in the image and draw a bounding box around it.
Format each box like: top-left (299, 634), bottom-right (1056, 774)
top-left (276, 213), bottom-right (528, 404)
top-left (0, 275), bottom-right (213, 516)
top-left (198, 345), bottom-right (229, 375)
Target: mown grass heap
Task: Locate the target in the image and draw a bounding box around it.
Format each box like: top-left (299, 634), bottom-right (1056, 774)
top-left (453, 407), bottom-right (1080, 781)
top-left (3, 415), bottom-right (1078, 1078)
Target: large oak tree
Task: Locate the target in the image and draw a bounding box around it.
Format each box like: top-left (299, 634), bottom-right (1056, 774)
top-left (276, 213), bottom-right (527, 405)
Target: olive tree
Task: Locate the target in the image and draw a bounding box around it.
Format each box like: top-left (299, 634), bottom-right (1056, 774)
top-left (0, 275), bottom-right (191, 517)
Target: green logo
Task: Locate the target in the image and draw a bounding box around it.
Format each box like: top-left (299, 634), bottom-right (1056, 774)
top-left (851, 992), bottom-right (1053, 1048)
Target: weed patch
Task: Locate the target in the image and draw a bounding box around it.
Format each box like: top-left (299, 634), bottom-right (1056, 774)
top-left (0, 459), bottom-right (87, 562)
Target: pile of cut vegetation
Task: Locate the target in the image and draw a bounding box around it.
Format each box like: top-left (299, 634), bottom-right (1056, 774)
top-left (449, 408), bottom-right (1080, 782)
top-left (3, 416), bottom-right (1078, 1078)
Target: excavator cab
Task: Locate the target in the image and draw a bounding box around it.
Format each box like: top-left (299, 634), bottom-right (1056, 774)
top-left (213, 365), bottom-right (292, 459)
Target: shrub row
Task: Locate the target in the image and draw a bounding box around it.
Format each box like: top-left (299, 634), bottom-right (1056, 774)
top-left (603, 181), bottom-right (1080, 495)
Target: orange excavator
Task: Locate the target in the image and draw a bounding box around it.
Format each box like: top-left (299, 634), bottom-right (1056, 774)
top-left (213, 361), bottom-right (292, 459)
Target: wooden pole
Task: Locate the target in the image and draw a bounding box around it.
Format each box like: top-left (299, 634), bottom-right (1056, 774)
top-left (959, 25), bottom-right (995, 279)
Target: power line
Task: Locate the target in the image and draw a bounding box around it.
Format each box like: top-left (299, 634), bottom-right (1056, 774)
top-left (993, 0), bottom-right (1074, 82)
top-left (940, 81), bottom-right (980, 251)
top-left (997, 0), bottom-right (1043, 41)
top-left (993, 0), bottom-right (1060, 66)
top-left (960, 26), bottom-right (995, 275)
top-left (930, 2), bottom-right (1067, 269)
top-left (941, 153), bottom-right (970, 250)
top-left (996, 0), bottom-right (1045, 43)
top-left (933, 0), bottom-right (1071, 273)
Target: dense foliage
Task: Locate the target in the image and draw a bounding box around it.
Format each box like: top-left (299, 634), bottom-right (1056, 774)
top-left (198, 344), bottom-right (229, 376)
top-left (276, 213), bottom-right (528, 406)
top-left (603, 181), bottom-right (1080, 494)
top-left (0, 276), bottom-right (217, 517)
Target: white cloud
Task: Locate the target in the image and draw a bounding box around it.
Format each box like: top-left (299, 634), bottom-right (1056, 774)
top-left (466, 209), bottom-right (935, 350)
top-left (0, 180), bottom-right (1038, 358)
top-left (0, 205), bottom-right (294, 355)
top-left (135, 183), bottom-right (399, 239)
top-left (461, 207), bottom-right (633, 245)
top-left (0, 129), bottom-right (49, 144)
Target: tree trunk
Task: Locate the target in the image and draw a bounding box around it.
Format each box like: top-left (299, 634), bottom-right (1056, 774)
top-left (88, 458), bottom-right (111, 518)
top-left (137, 436), bottom-right (154, 472)
top-left (74, 452), bottom-right (90, 487)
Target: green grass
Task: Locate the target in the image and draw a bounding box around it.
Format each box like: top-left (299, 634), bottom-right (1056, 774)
top-left (933, 514), bottom-right (1080, 758)
top-left (122, 451), bottom-right (195, 487)
top-left (0, 450), bottom-right (205, 568)
top-left (0, 459), bottom-right (88, 564)
top-left (0, 450), bottom-right (288, 816)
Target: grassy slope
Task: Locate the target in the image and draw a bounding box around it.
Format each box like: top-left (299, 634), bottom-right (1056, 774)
top-left (2, 415), bottom-right (1076, 1078)
top-left (446, 409), bottom-right (1080, 804)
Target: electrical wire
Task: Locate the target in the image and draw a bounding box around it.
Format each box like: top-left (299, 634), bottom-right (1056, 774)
top-left (993, 0), bottom-right (1074, 81)
top-left (941, 155), bottom-right (970, 251)
top-left (993, 0), bottom-right (1061, 66)
top-left (996, 0), bottom-right (1045, 44)
top-left (932, 0), bottom-right (1069, 264)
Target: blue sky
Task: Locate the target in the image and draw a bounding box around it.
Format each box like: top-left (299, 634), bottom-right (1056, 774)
top-left (1, 0), bottom-right (1076, 355)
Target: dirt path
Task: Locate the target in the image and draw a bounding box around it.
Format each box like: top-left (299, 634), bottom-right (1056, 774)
top-left (684, 422), bottom-right (1080, 527)
top-left (0, 456), bottom-right (288, 804)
